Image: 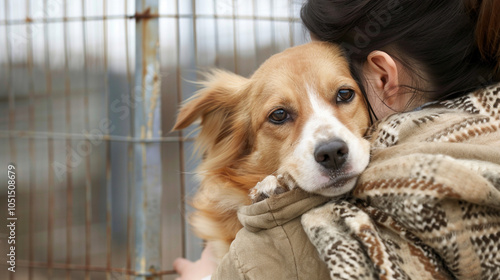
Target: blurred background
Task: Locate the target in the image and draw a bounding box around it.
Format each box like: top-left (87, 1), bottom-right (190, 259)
top-left (0, 0), bottom-right (309, 279)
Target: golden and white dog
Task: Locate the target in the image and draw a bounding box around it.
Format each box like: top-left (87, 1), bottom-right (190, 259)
top-left (173, 42), bottom-right (370, 260)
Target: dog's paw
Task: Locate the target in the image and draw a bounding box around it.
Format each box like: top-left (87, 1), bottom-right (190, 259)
top-left (250, 174), bottom-right (295, 203)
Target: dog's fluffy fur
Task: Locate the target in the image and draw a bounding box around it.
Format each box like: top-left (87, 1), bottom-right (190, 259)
top-left (173, 42), bottom-right (370, 260)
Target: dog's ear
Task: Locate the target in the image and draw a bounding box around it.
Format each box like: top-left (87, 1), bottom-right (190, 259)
top-left (172, 70), bottom-right (249, 131)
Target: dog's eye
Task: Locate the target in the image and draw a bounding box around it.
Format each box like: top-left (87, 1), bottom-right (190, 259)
top-left (268, 109), bottom-right (290, 124)
top-left (336, 88), bottom-right (355, 103)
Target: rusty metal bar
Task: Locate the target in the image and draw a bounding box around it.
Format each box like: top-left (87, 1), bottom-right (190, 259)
top-left (212, 0), bottom-right (220, 67)
top-left (133, 0), bottom-right (163, 279)
top-left (271, 0), bottom-right (276, 52)
top-left (125, 1), bottom-right (134, 280)
top-left (25, 0), bottom-right (36, 278)
top-left (42, 0), bottom-right (55, 278)
top-left (288, 0), bottom-right (294, 47)
top-left (0, 14), bottom-right (301, 26)
top-left (80, 1), bottom-right (93, 280)
top-left (175, 0), bottom-right (187, 260)
top-left (191, 0), bottom-right (198, 69)
top-left (102, 1), bottom-right (113, 279)
top-left (253, 0), bottom-right (260, 64)
top-left (232, 0), bottom-right (238, 73)
top-left (0, 130), bottom-right (193, 143)
top-left (5, 0), bottom-right (15, 172)
top-left (62, 1), bottom-right (74, 279)
top-left (188, 2), bottom-right (200, 259)
top-left (0, 88), bottom-right (107, 103)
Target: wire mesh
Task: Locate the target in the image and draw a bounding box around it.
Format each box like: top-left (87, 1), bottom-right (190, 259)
top-left (0, 0), bottom-right (309, 279)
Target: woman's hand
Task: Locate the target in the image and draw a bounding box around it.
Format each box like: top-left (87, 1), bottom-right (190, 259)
top-left (173, 244), bottom-right (218, 280)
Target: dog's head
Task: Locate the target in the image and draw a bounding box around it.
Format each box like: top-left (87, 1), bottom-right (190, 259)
top-left (173, 42), bottom-right (370, 197)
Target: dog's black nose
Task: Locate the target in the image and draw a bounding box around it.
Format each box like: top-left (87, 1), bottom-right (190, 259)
top-left (314, 140), bottom-right (349, 170)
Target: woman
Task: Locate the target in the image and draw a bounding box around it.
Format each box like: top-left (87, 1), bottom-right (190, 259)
top-left (301, 0), bottom-right (499, 120)
top-left (175, 0), bottom-right (500, 279)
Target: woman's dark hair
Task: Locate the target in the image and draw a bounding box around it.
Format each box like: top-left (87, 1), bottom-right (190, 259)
top-left (301, 0), bottom-right (500, 114)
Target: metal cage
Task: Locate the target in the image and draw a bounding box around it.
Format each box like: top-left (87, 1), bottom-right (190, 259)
top-left (0, 0), bottom-right (308, 279)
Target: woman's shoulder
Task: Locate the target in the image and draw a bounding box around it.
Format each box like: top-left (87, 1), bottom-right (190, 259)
top-left (439, 82), bottom-right (500, 115)
top-left (366, 82), bottom-right (500, 150)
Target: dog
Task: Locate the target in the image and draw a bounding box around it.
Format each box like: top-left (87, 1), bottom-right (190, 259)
top-left (172, 41), bottom-right (371, 260)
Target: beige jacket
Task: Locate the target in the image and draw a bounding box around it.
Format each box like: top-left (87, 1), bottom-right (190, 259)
top-left (212, 188), bottom-right (331, 280)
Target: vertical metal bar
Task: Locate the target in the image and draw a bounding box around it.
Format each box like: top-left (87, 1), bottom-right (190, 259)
top-left (270, 0), bottom-right (276, 52)
top-left (63, 1), bottom-right (73, 279)
top-left (102, 1), bottom-right (113, 279)
top-left (80, 1), bottom-right (92, 280)
top-left (252, 0), bottom-right (260, 64)
top-left (212, 0), bottom-right (220, 67)
top-left (288, 0), bottom-right (294, 47)
top-left (191, 0), bottom-right (198, 68)
top-left (188, 1), bottom-right (199, 260)
top-left (232, 0), bottom-right (238, 73)
top-left (5, 0), bottom-right (16, 169)
top-left (125, 1), bottom-right (134, 279)
top-left (25, 0), bottom-right (36, 279)
top-left (43, 0), bottom-right (55, 278)
top-left (175, 0), bottom-right (187, 259)
top-left (134, 0), bottom-right (162, 278)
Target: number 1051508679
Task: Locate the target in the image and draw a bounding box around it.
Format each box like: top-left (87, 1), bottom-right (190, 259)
top-left (7, 164), bottom-right (16, 217)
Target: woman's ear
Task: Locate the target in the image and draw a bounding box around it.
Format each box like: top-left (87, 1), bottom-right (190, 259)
top-left (362, 51), bottom-right (400, 108)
